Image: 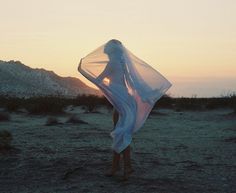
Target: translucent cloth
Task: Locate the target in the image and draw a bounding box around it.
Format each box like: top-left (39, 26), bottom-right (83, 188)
top-left (78, 39), bottom-right (171, 153)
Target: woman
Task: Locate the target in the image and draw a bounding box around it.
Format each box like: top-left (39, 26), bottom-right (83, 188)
top-left (95, 40), bottom-right (135, 180)
top-left (78, 39), bottom-right (171, 180)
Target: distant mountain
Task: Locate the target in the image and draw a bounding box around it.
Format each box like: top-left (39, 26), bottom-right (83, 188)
top-left (0, 60), bottom-right (100, 98)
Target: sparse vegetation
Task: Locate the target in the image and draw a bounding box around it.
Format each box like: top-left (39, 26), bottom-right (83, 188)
top-left (0, 112), bottom-right (10, 122)
top-left (223, 137), bottom-right (236, 143)
top-left (0, 94), bottom-right (236, 114)
top-left (0, 96), bottom-right (21, 112)
top-left (231, 94), bottom-right (236, 113)
top-left (156, 95), bottom-right (235, 111)
top-left (0, 130), bottom-right (13, 152)
top-left (66, 115), bottom-right (88, 124)
top-left (45, 117), bottom-right (60, 126)
top-left (25, 97), bottom-right (67, 115)
top-left (6, 100), bottom-right (21, 112)
top-left (74, 94), bottom-right (111, 112)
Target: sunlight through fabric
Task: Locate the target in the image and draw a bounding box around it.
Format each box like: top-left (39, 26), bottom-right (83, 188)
top-left (78, 39), bottom-right (171, 153)
top-left (103, 77), bottom-right (110, 86)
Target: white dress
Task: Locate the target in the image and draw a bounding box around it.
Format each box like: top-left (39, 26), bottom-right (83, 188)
top-left (78, 39), bottom-right (171, 153)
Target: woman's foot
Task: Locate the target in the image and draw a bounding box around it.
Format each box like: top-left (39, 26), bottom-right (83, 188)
top-left (105, 169), bottom-right (120, 177)
top-left (122, 145), bottom-right (133, 180)
top-left (105, 151), bottom-right (121, 177)
top-left (105, 165), bottom-right (121, 177)
top-left (123, 167), bottom-right (134, 180)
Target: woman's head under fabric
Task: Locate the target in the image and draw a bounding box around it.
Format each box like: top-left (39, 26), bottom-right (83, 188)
top-left (78, 39), bottom-right (172, 153)
top-left (104, 39), bottom-right (123, 57)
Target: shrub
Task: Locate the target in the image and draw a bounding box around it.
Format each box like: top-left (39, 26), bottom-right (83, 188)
top-left (0, 96), bottom-right (21, 112)
top-left (74, 95), bottom-right (111, 112)
top-left (231, 95), bottom-right (236, 113)
top-left (25, 97), bottom-right (66, 115)
top-left (0, 130), bottom-right (13, 151)
top-left (5, 99), bottom-right (21, 112)
top-left (0, 112), bottom-right (10, 122)
top-left (155, 95), bottom-right (173, 108)
top-left (173, 97), bottom-right (201, 111)
top-left (45, 117), bottom-right (60, 126)
top-left (66, 115), bottom-right (88, 124)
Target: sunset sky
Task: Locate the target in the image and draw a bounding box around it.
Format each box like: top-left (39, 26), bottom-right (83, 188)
top-left (1, 0), bottom-right (235, 97)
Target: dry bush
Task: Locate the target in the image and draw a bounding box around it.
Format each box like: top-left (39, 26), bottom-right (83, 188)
top-left (45, 117), bottom-right (60, 126)
top-left (0, 112), bottom-right (10, 122)
top-left (231, 95), bottom-right (236, 113)
top-left (25, 97), bottom-right (66, 115)
top-left (66, 115), bottom-right (88, 124)
top-left (74, 95), bottom-right (111, 112)
top-left (0, 130), bottom-right (13, 152)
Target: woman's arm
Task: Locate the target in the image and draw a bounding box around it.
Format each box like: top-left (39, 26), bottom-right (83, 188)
top-left (96, 62), bottom-right (112, 83)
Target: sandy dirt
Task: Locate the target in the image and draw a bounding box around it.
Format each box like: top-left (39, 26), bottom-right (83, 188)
top-left (0, 107), bottom-right (236, 193)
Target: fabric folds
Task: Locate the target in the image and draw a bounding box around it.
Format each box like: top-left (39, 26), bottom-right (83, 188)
top-left (78, 39), bottom-right (171, 153)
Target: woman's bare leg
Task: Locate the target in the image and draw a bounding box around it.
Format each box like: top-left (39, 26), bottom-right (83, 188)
top-left (123, 145), bottom-right (133, 180)
top-left (107, 110), bottom-right (120, 176)
top-left (106, 151), bottom-right (120, 176)
top-left (106, 109), bottom-right (120, 176)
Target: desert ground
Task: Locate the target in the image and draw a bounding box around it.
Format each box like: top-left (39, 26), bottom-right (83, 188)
top-left (0, 106), bottom-right (236, 193)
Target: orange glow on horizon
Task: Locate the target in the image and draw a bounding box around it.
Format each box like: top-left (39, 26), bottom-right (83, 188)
top-left (0, 0), bottom-right (235, 97)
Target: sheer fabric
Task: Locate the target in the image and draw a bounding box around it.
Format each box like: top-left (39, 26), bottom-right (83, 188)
top-left (78, 39), bottom-right (171, 153)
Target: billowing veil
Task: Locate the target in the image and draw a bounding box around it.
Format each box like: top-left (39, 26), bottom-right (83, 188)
top-left (78, 39), bottom-right (171, 153)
